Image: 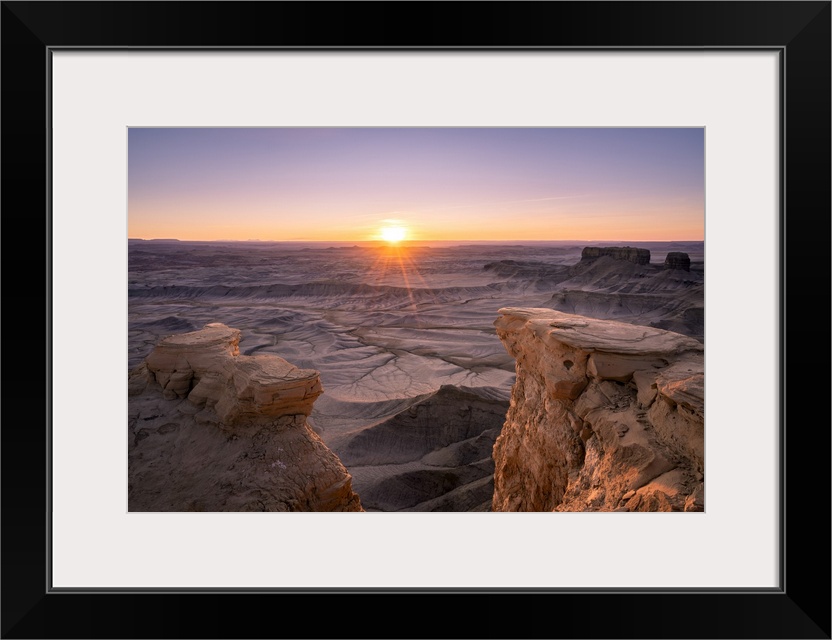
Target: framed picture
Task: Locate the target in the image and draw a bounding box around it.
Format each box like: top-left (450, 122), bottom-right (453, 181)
top-left (122, 126), bottom-right (706, 517)
top-left (3, 2), bottom-right (829, 638)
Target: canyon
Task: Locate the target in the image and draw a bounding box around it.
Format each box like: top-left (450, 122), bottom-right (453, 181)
top-left (128, 240), bottom-right (704, 512)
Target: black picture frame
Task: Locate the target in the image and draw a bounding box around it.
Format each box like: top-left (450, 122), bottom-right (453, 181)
top-left (2, 2), bottom-right (829, 638)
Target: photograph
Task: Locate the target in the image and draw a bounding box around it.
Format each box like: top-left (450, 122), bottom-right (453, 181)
top-left (4, 0), bottom-right (828, 635)
top-left (127, 127), bottom-right (705, 513)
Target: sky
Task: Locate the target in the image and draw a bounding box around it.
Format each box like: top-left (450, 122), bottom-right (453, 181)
top-left (128, 128), bottom-right (704, 242)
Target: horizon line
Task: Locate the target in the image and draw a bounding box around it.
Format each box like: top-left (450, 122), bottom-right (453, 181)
top-left (128, 238), bottom-right (705, 244)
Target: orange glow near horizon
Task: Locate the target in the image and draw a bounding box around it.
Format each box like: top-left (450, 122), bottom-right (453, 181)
top-left (127, 216), bottom-right (704, 243)
top-left (127, 207), bottom-right (704, 242)
top-left (129, 128), bottom-right (704, 243)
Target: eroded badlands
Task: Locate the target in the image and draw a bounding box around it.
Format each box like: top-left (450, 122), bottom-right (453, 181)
top-left (128, 240), bottom-right (704, 511)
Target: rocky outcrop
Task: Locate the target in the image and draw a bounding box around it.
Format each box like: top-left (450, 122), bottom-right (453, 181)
top-left (581, 246), bottom-right (650, 265)
top-left (547, 250), bottom-right (704, 341)
top-left (492, 308), bottom-right (703, 513)
top-left (664, 251), bottom-right (691, 271)
top-left (128, 323), bottom-right (363, 512)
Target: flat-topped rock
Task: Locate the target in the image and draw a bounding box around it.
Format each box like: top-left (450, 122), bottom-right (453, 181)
top-left (492, 307), bottom-right (704, 513)
top-left (137, 322), bottom-right (322, 422)
top-left (224, 355), bottom-right (322, 421)
top-left (154, 322), bottom-right (240, 348)
top-left (497, 307), bottom-right (702, 357)
top-left (664, 252), bottom-right (691, 271)
top-left (128, 323), bottom-right (362, 512)
top-left (581, 246), bottom-right (650, 265)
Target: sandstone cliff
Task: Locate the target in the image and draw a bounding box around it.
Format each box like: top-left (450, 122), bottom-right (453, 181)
top-left (128, 323), bottom-right (363, 512)
top-left (492, 308), bottom-right (703, 512)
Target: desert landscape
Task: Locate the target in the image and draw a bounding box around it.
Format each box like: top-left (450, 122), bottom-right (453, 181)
top-left (128, 127), bottom-right (704, 512)
top-left (128, 239), bottom-right (703, 511)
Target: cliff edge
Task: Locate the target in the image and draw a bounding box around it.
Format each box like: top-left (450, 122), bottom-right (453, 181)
top-left (492, 308), bottom-right (703, 512)
top-left (128, 323), bottom-right (363, 511)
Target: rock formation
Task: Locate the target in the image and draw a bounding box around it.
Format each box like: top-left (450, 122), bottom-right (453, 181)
top-left (544, 249), bottom-right (704, 341)
top-left (581, 246), bottom-right (651, 265)
top-left (492, 308), bottom-right (703, 512)
top-left (128, 323), bottom-right (363, 512)
top-left (664, 251), bottom-right (691, 271)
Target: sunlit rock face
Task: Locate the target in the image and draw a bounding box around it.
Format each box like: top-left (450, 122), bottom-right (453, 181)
top-left (128, 323), bottom-right (363, 512)
top-left (141, 323), bottom-right (322, 423)
top-left (492, 308), bottom-right (703, 513)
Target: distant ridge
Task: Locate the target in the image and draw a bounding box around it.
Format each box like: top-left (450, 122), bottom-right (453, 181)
top-left (581, 246), bottom-right (651, 265)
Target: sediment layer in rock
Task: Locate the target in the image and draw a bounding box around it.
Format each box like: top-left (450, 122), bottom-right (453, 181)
top-left (339, 385), bottom-right (509, 512)
top-left (128, 323), bottom-right (363, 512)
top-left (664, 252), bottom-right (691, 271)
top-left (581, 246), bottom-right (651, 265)
top-left (492, 308), bottom-right (703, 513)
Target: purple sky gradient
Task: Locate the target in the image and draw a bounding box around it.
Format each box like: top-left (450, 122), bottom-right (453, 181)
top-left (128, 128), bottom-right (704, 242)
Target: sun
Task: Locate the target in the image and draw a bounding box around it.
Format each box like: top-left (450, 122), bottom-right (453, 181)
top-left (380, 225), bottom-right (407, 244)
